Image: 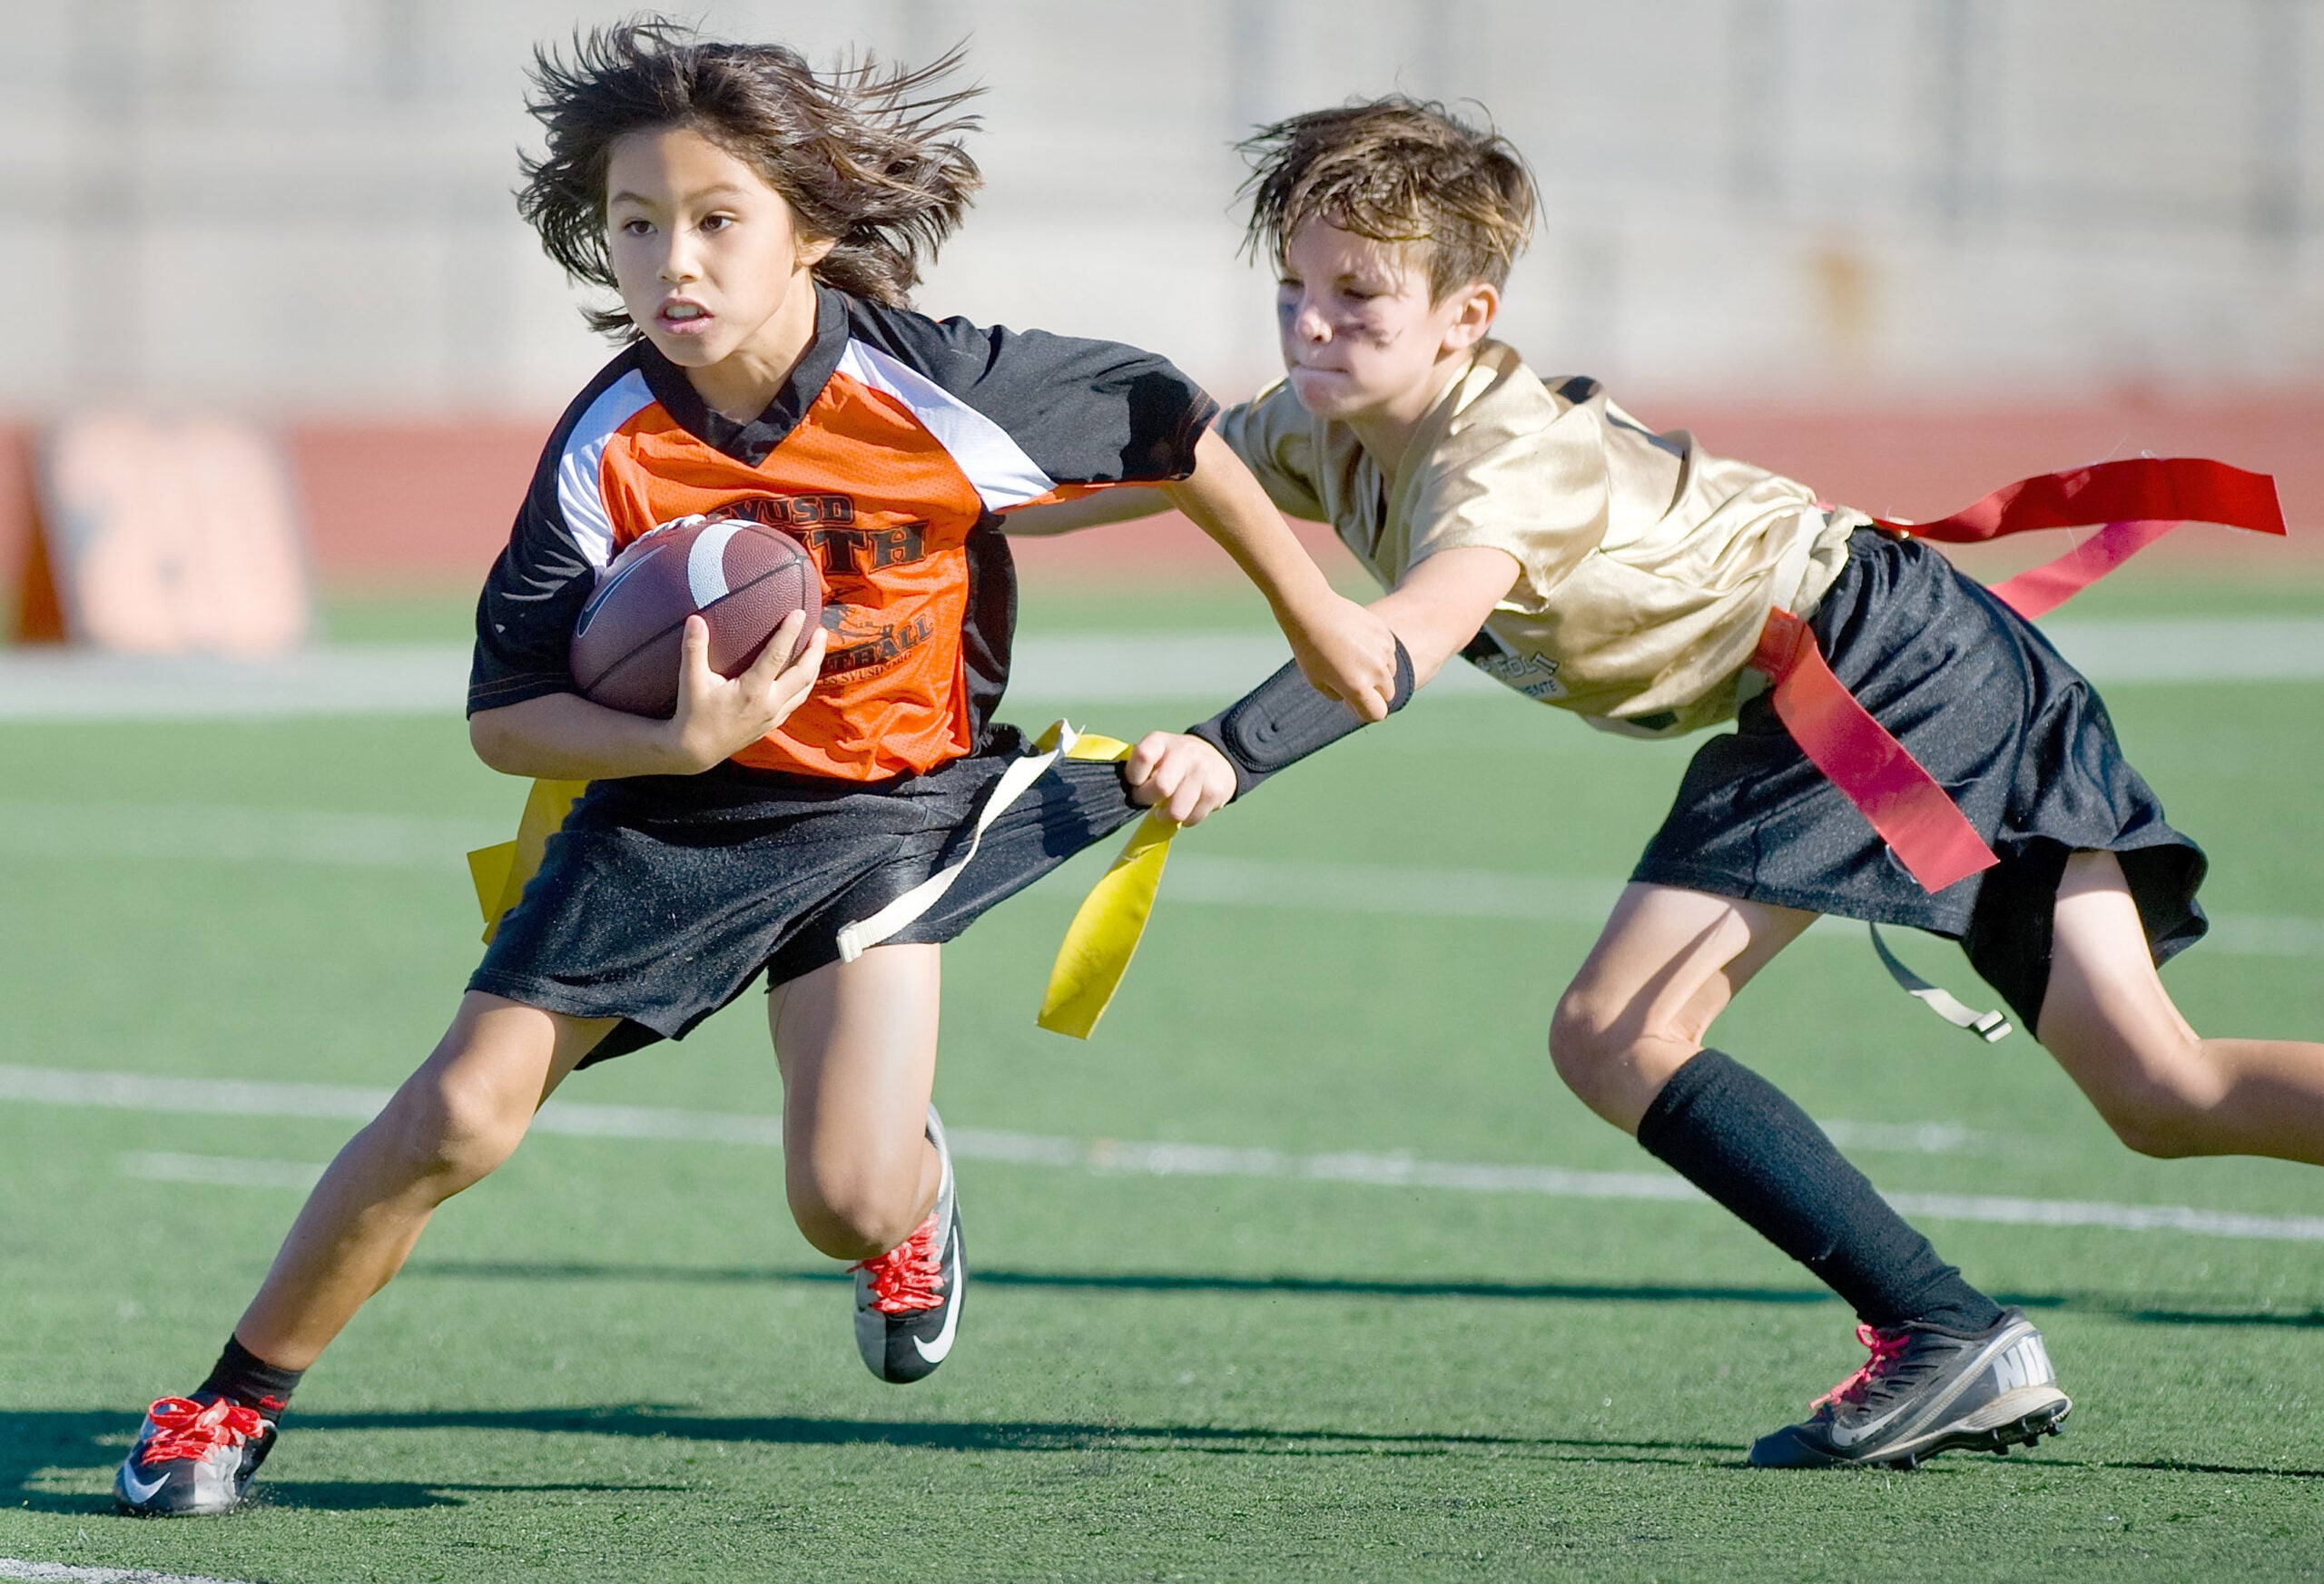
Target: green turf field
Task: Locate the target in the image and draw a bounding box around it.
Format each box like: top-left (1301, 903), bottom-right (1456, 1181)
top-left (5, 567), bottom-right (2322, 1582)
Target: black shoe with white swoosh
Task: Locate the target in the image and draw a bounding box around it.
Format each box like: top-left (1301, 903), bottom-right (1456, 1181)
top-left (1748, 1306), bottom-right (2070, 1469)
top-left (850, 1105), bottom-right (964, 1384)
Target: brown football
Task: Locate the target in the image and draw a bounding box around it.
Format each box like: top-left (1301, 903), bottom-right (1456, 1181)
top-left (568, 515), bottom-right (822, 718)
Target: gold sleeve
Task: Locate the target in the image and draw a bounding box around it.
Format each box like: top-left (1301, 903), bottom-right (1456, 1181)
top-left (1213, 384), bottom-right (1330, 522)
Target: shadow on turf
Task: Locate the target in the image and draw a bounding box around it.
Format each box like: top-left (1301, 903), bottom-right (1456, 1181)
top-left (0, 1410), bottom-right (692, 1514)
top-left (405, 1259), bottom-right (2324, 1330)
top-left (15, 1407), bottom-right (2324, 1510)
top-left (0, 1403), bottom-right (1737, 1499)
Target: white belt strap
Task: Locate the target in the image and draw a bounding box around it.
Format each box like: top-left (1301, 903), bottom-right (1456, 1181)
top-left (833, 724), bottom-right (1084, 962)
top-left (1868, 924), bottom-right (2013, 1043)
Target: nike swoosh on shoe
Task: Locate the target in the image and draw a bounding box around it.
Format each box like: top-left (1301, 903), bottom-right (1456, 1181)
top-left (119, 1464), bottom-right (170, 1506)
top-left (911, 1229), bottom-right (965, 1364)
top-left (1827, 1402), bottom-right (1915, 1448)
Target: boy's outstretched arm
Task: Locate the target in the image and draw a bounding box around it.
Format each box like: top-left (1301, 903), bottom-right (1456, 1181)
top-left (1158, 428), bottom-right (1398, 719)
top-left (1367, 546), bottom-right (1523, 685)
top-left (1123, 545), bottom-right (1520, 821)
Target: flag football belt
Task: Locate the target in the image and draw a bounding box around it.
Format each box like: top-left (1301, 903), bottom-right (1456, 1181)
top-left (1753, 457), bottom-right (2285, 1043)
top-left (1754, 457), bottom-right (2286, 896)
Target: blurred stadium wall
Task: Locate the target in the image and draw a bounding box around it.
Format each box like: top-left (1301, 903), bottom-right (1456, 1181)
top-left (2, 0), bottom-right (2319, 594)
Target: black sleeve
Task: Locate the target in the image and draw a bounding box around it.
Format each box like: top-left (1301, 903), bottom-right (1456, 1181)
top-left (465, 492), bottom-right (596, 716)
top-left (465, 359), bottom-right (636, 716)
top-left (1187, 640), bottom-right (1418, 801)
top-left (842, 299), bottom-right (1218, 487)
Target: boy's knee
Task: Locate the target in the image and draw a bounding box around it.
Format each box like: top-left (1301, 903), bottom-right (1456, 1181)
top-left (1549, 986), bottom-right (1632, 1107)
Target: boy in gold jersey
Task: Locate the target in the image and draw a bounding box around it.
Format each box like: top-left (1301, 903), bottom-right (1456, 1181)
top-left (1015, 98), bottom-right (2324, 1469)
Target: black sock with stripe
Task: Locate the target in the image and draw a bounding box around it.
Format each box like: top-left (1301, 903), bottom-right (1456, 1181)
top-left (1636, 1048), bottom-right (2004, 1334)
top-left (197, 1334), bottom-right (303, 1418)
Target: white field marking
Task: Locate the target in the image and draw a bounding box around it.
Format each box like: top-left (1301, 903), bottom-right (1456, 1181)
top-left (1817, 1120), bottom-right (2019, 1157)
top-left (121, 1151), bottom-right (324, 1190)
top-left (1166, 855), bottom-right (2324, 963)
top-left (1878, 1192), bottom-right (2324, 1243)
top-left (1, 616), bottom-right (2319, 722)
top-left (1003, 618), bottom-right (2324, 696)
top-left (0, 1563), bottom-right (263, 1584)
top-left (4, 802), bottom-right (2318, 961)
top-left (0, 800), bottom-right (504, 868)
top-left (0, 644), bottom-right (469, 720)
top-left (15, 1064), bottom-right (2324, 1243)
top-left (0, 1065), bottom-right (785, 1149)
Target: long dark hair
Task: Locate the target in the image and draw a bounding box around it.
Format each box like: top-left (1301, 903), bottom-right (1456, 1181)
top-left (518, 18), bottom-right (982, 333)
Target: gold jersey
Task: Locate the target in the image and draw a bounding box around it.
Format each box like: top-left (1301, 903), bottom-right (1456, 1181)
top-left (1217, 341), bottom-right (1864, 736)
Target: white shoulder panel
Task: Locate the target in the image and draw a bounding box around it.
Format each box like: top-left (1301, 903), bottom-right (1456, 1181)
top-left (836, 340), bottom-right (1058, 511)
top-left (555, 369), bottom-right (656, 570)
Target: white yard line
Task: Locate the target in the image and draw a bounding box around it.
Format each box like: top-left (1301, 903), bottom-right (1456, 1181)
top-left (0, 645), bottom-right (468, 721)
top-left (15, 1064), bottom-right (2319, 1245)
top-left (3, 802), bottom-right (2319, 960)
top-left (0, 801), bottom-right (506, 868)
top-left (2, 616), bottom-right (2320, 721)
top-left (121, 1152), bottom-right (325, 1191)
top-left (0, 1562), bottom-right (263, 1584)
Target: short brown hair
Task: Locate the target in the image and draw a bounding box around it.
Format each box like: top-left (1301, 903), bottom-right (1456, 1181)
top-left (518, 18), bottom-right (982, 333)
top-left (1238, 97), bottom-right (1537, 300)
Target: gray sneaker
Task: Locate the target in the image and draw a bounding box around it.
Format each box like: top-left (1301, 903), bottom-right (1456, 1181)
top-left (850, 1105), bottom-right (964, 1383)
top-left (1749, 1307), bottom-right (2070, 1469)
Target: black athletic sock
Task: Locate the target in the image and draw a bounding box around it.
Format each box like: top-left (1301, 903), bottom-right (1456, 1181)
top-left (196, 1335), bottom-right (303, 1418)
top-left (1636, 1049), bottom-right (2004, 1333)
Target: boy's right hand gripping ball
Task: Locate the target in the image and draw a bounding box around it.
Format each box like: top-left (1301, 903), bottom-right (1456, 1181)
top-left (569, 515), bottom-right (823, 718)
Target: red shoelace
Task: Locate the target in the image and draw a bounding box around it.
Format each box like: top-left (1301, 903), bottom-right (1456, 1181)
top-left (852, 1214), bottom-right (946, 1315)
top-left (1810, 1324), bottom-right (1911, 1413)
top-left (138, 1396), bottom-right (266, 1465)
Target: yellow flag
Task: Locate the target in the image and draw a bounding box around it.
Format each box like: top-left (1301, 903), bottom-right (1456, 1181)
top-left (468, 778), bottom-right (588, 942)
top-left (1032, 723), bottom-right (1184, 1040)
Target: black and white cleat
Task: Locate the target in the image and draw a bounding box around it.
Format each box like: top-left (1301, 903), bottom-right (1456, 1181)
top-left (1748, 1307), bottom-right (2070, 1470)
top-left (850, 1105), bottom-right (965, 1384)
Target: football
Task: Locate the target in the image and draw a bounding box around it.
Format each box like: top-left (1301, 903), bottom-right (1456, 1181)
top-left (568, 514), bottom-right (823, 717)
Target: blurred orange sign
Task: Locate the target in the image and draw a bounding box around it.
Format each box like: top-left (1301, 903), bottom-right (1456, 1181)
top-left (15, 412), bottom-right (310, 653)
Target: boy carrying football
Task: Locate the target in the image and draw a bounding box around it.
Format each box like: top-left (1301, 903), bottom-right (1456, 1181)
top-left (1015, 98), bottom-right (2324, 1469)
top-left (111, 24), bottom-right (1398, 1517)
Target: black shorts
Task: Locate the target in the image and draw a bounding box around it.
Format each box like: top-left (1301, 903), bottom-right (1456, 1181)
top-left (468, 723), bottom-right (1143, 1066)
top-left (1633, 529), bottom-right (2207, 1031)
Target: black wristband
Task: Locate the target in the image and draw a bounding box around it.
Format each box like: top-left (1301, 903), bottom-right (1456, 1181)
top-left (1187, 638), bottom-right (1416, 801)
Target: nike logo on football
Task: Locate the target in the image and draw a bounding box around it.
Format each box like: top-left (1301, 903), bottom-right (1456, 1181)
top-left (118, 1462), bottom-right (170, 1505)
top-left (911, 1241), bottom-right (964, 1364)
